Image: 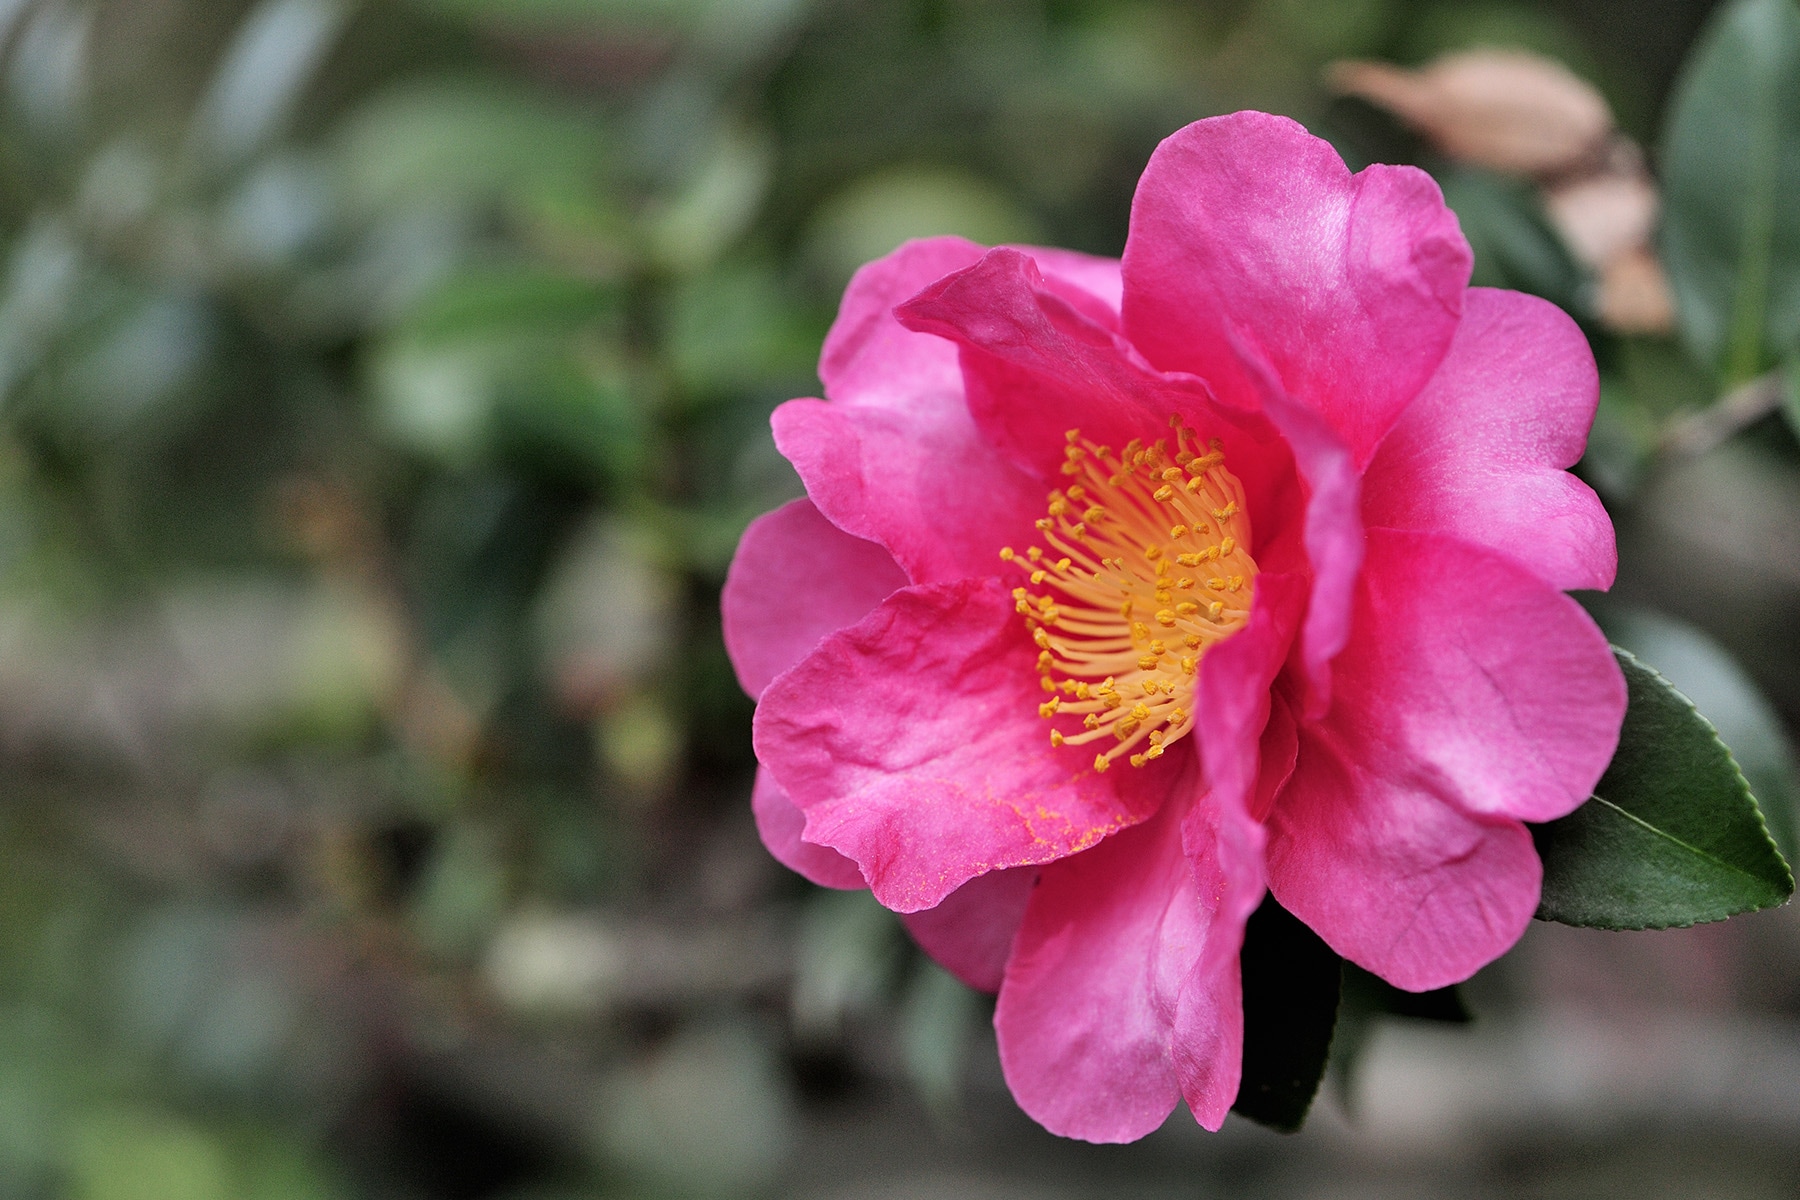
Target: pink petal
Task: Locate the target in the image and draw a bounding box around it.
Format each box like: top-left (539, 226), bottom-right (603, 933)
top-left (778, 238), bottom-right (1044, 584)
top-left (722, 498), bottom-right (908, 700)
top-left (901, 866), bottom-right (1037, 992)
top-left (1267, 749), bottom-right (1541, 993)
top-left (894, 247), bottom-right (1197, 480)
top-left (1237, 359), bottom-right (1364, 718)
top-left (996, 781), bottom-right (1245, 1140)
top-left (1362, 287), bottom-right (1616, 591)
top-left (1266, 528), bottom-right (1626, 990)
top-left (1121, 111), bottom-right (1470, 469)
top-left (751, 766), bottom-right (865, 890)
top-left (772, 398), bottom-right (1045, 586)
top-left (753, 577), bottom-right (1171, 912)
top-left (1013, 244), bottom-right (1124, 322)
top-left (785, 238), bottom-right (1127, 586)
top-left (820, 236), bottom-right (985, 413)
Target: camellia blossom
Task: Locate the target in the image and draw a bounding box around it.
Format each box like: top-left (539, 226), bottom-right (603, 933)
top-left (722, 111), bottom-right (1626, 1142)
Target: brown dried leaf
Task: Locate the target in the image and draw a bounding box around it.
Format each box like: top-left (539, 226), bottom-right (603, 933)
top-left (1598, 247), bottom-right (1676, 335)
top-left (1544, 170), bottom-right (1660, 268)
top-left (1328, 50), bottom-right (1613, 177)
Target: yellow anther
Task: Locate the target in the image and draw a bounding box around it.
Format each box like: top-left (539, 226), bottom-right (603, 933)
top-left (1175, 601), bottom-right (1199, 615)
top-left (1035, 518), bottom-right (1054, 531)
top-left (1220, 537), bottom-right (1236, 554)
top-left (1177, 553), bottom-right (1203, 567)
top-left (1119, 600), bottom-right (1133, 618)
top-left (1149, 729), bottom-right (1166, 745)
top-left (1027, 546), bottom-right (1044, 561)
top-left (1129, 754), bottom-right (1146, 768)
top-left (1055, 558), bottom-right (1071, 571)
top-left (1039, 698), bottom-right (1061, 717)
top-left (1033, 628), bottom-right (1051, 649)
top-left (1131, 703), bottom-right (1151, 720)
top-left (1150, 640), bottom-right (1166, 654)
top-left (1050, 730), bottom-right (1065, 747)
top-left (1132, 622), bottom-right (1151, 640)
top-left (1170, 524), bottom-right (1189, 538)
top-left (1012, 586), bottom-right (1028, 600)
top-left (1209, 601), bottom-right (1225, 619)
top-left (1069, 523), bottom-right (1087, 539)
top-left (1000, 546), bottom-right (1016, 561)
top-left (1161, 467), bottom-right (1184, 482)
top-left (1031, 569), bottom-right (1047, 584)
top-left (1094, 754), bottom-right (1110, 773)
top-left (1048, 497), bottom-right (1068, 517)
top-left (1067, 485), bottom-right (1087, 500)
top-left (1145, 744), bottom-right (1164, 760)
top-left (1184, 634), bottom-right (1202, 648)
top-left (1208, 578), bottom-right (1226, 590)
top-left (1155, 589), bottom-right (1172, 604)
top-left (1083, 505), bottom-right (1106, 524)
top-left (1115, 717), bottom-right (1140, 739)
top-left (1061, 461), bottom-right (1081, 475)
top-left (1153, 485), bottom-right (1175, 502)
top-left (1185, 477), bottom-right (1205, 493)
top-left (1169, 708), bottom-right (1188, 725)
top-left (1156, 609), bottom-right (1178, 627)
top-left (1213, 502), bottom-right (1239, 520)
top-left (1176, 578), bottom-right (1195, 590)
top-left (1180, 656), bottom-right (1197, 675)
top-left (1073, 682), bottom-right (1090, 699)
top-left (1145, 545), bottom-right (1164, 560)
top-left (1066, 428), bottom-right (1081, 442)
top-left (1041, 675), bottom-right (1058, 693)
top-left (1103, 693), bottom-right (1123, 709)
top-left (1138, 654), bottom-right (1160, 670)
top-left (1037, 650), bottom-right (1053, 669)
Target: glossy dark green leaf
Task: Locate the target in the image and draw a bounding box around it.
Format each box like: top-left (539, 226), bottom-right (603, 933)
top-left (1232, 894), bottom-right (1339, 1132)
top-left (1532, 648), bottom-right (1794, 929)
top-left (1592, 602), bottom-right (1800, 865)
top-left (1661, 0), bottom-right (1800, 381)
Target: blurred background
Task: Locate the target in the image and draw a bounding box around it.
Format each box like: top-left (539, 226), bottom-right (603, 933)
top-left (0, 0), bottom-right (1797, 1196)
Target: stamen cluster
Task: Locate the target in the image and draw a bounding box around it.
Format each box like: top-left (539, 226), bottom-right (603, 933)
top-left (1000, 418), bottom-right (1259, 773)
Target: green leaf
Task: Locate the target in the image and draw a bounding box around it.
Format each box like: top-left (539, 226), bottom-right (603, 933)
top-left (1532, 648), bottom-right (1794, 929)
top-left (1232, 894), bottom-right (1339, 1132)
top-left (1661, 0), bottom-right (1800, 382)
top-left (1590, 602), bottom-right (1800, 866)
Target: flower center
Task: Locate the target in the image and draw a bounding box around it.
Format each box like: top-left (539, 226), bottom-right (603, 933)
top-left (1000, 418), bottom-right (1259, 773)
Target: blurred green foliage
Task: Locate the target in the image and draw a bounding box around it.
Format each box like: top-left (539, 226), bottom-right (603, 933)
top-left (0, 0), bottom-right (1793, 1197)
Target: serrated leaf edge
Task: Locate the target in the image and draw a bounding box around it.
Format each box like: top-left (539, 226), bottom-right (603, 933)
top-left (1540, 648), bottom-right (1796, 931)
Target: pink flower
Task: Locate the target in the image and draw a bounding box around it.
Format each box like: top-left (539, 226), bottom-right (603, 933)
top-left (722, 112), bottom-right (1625, 1142)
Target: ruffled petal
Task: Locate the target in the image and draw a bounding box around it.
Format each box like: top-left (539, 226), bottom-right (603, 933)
top-left (751, 767), bottom-right (865, 890)
top-left (895, 247), bottom-right (1204, 481)
top-left (997, 781), bottom-right (1245, 1141)
top-left (1362, 287), bottom-right (1616, 591)
top-left (901, 866), bottom-right (1037, 992)
top-left (1237, 361), bottom-right (1364, 718)
top-left (1266, 750), bottom-right (1541, 993)
top-left (1014, 244), bottom-right (1124, 323)
top-left (1121, 111), bottom-right (1471, 468)
top-left (1267, 528), bottom-right (1626, 991)
top-left (753, 577), bottom-right (1172, 912)
top-left (820, 236), bottom-right (985, 412)
top-left (722, 497), bottom-right (909, 700)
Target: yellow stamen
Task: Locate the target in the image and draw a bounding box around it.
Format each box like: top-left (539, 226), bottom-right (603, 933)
top-left (1004, 425), bottom-right (1259, 768)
